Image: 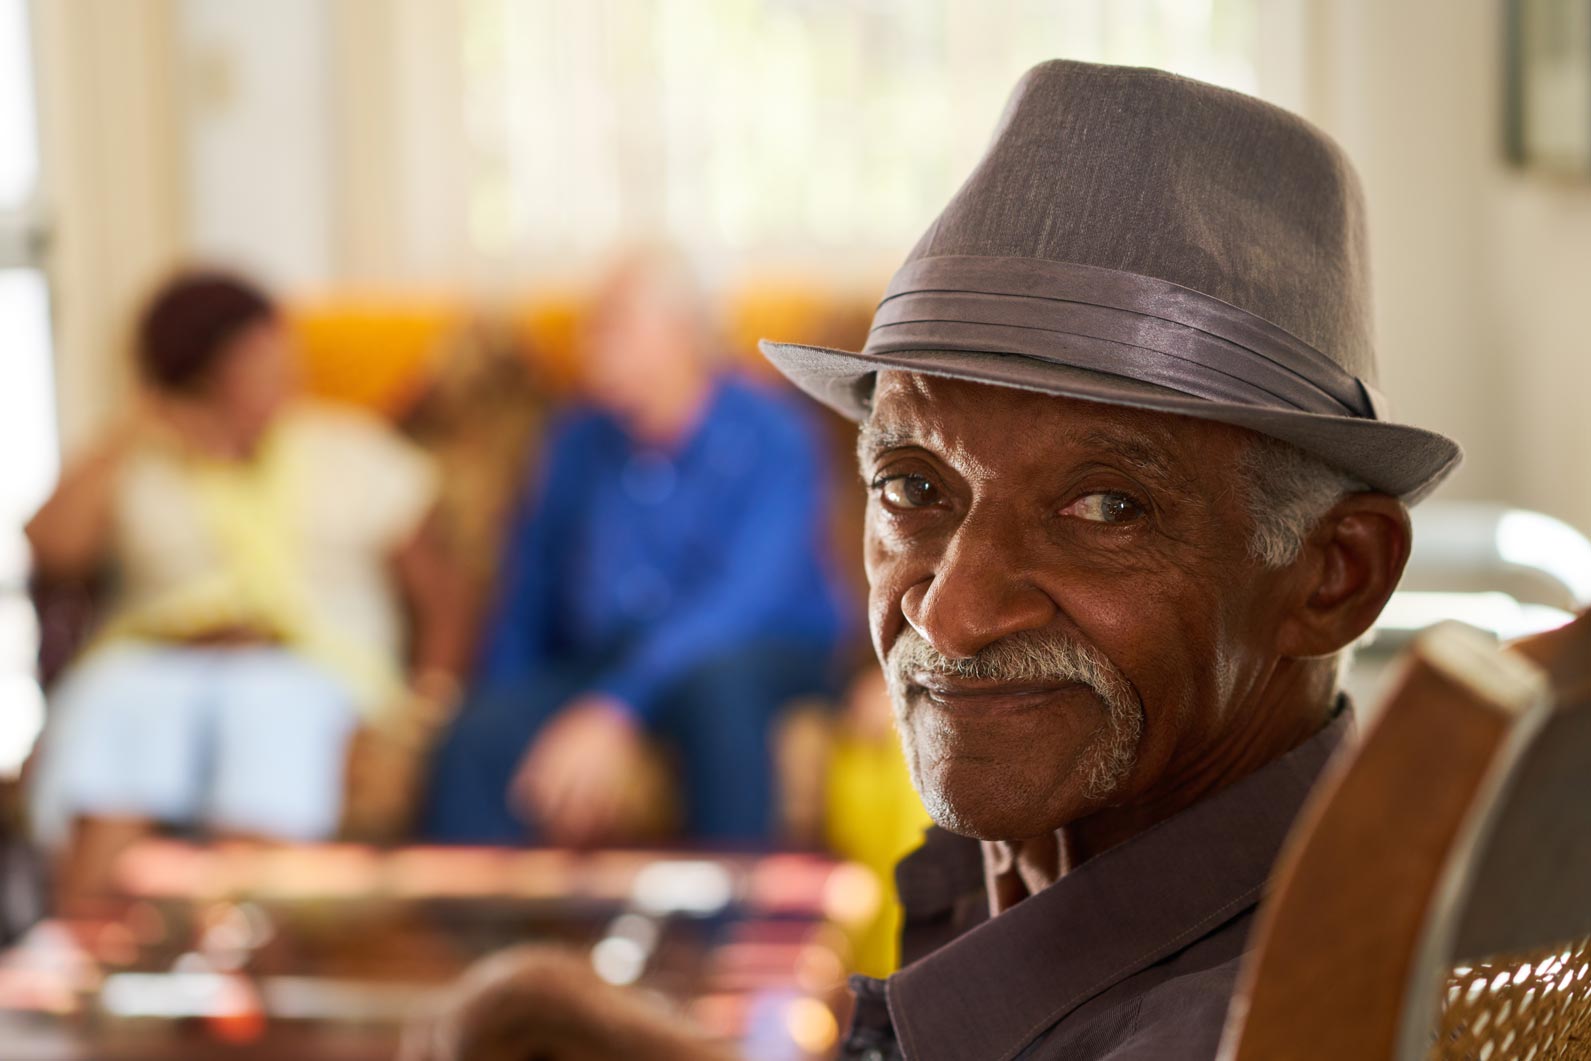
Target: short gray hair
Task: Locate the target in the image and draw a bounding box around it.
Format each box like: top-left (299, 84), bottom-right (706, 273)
top-left (1240, 435), bottom-right (1367, 568)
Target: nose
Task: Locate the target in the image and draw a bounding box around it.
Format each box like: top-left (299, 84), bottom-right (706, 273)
top-left (900, 510), bottom-right (1059, 660)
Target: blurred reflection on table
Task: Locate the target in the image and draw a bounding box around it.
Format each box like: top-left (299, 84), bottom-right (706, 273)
top-left (0, 841), bottom-right (880, 1060)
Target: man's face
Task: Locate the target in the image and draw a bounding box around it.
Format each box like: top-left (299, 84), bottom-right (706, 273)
top-left (582, 273), bottom-right (703, 429)
top-left (861, 372), bottom-right (1288, 841)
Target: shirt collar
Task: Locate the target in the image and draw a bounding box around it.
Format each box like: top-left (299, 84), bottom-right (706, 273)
top-left (884, 709), bottom-right (1352, 1061)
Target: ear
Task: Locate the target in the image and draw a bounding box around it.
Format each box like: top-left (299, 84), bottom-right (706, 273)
top-left (1274, 492), bottom-right (1412, 659)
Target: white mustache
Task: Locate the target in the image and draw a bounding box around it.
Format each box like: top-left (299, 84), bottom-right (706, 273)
top-left (886, 626), bottom-right (1126, 696)
top-left (884, 626), bottom-right (1143, 799)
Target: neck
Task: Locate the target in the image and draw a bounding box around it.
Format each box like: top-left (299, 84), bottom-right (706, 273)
top-left (984, 657), bottom-right (1338, 912)
top-left (629, 370), bottom-right (714, 449)
top-left (158, 399), bottom-right (263, 462)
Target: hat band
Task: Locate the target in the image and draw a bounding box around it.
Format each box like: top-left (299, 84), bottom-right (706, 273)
top-left (865, 255), bottom-right (1385, 420)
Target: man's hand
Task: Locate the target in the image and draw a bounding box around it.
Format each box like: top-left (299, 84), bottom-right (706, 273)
top-left (511, 694), bottom-right (646, 845)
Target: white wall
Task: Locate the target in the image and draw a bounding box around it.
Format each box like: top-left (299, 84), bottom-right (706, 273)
top-left (1298, 0), bottom-right (1591, 535)
top-left (1300, 0), bottom-right (1506, 504)
top-left (1490, 180), bottom-right (1591, 534)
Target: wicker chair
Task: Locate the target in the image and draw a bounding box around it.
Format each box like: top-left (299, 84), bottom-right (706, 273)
top-left (1221, 611), bottom-right (1591, 1060)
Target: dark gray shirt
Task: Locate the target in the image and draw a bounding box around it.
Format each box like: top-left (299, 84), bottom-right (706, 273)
top-left (842, 711), bottom-right (1351, 1061)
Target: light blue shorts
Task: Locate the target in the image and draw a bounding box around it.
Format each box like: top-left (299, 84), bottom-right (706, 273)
top-left (28, 643), bottom-right (359, 847)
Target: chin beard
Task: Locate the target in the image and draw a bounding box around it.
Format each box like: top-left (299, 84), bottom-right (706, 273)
top-left (901, 724), bottom-right (1138, 841)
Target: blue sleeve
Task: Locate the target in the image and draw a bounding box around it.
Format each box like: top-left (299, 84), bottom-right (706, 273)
top-left (594, 407), bottom-right (831, 718)
top-left (475, 414), bottom-right (588, 688)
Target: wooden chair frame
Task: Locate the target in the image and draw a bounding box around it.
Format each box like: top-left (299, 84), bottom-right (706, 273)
top-left (1222, 612), bottom-right (1591, 1061)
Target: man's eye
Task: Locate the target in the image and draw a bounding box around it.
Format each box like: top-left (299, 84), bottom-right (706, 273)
top-left (877, 474), bottom-right (940, 509)
top-left (1062, 491), bottom-right (1147, 524)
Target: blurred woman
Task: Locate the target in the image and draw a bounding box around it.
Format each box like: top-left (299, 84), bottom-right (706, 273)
top-left (25, 270), bottom-right (461, 906)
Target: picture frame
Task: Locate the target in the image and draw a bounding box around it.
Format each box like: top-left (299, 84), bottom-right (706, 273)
top-left (1503, 0), bottom-right (1591, 175)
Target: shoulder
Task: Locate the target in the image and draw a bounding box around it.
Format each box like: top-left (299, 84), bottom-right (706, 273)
top-left (283, 401), bottom-right (439, 536)
top-left (546, 404), bottom-right (611, 444)
top-left (1094, 960), bottom-right (1240, 1061)
top-left (284, 400), bottom-right (423, 460)
top-left (1020, 957), bottom-right (1242, 1060)
top-left (537, 405), bottom-right (618, 477)
top-left (114, 437), bottom-right (200, 527)
top-left (285, 400), bottom-right (436, 487)
top-left (1054, 930), bottom-right (1248, 1060)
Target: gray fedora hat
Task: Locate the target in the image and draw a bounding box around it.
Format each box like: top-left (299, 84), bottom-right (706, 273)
top-left (760, 60), bottom-right (1462, 503)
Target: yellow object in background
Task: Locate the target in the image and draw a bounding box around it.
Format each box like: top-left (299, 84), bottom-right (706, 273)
top-left (99, 404), bottom-right (438, 718)
top-left (823, 718), bottom-right (931, 979)
top-left (284, 283), bottom-right (876, 419)
top-left (288, 297), bottom-right (467, 415)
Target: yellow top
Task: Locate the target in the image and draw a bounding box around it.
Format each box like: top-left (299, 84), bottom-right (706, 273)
top-left (100, 401), bottom-right (437, 717)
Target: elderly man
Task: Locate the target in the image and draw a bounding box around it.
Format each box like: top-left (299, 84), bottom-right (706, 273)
top-left (760, 61), bottom-right (1461, 1059)
top-left (426, 250), bottom-right (848, 846)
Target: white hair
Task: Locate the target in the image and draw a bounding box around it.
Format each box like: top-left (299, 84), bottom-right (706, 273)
top-left (1240, 437), bottom-right (1379, 680)
top-left (1239, 435), bottom-right (1368, 568)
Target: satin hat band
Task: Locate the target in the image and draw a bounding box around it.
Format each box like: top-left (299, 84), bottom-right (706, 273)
top-left (867, 255), bottom-right (1388, 422)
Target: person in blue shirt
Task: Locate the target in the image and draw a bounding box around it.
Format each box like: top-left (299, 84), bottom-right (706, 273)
top-left (424, 250), bottom-right (851, 845)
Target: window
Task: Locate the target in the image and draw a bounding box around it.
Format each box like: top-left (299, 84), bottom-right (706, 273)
top-left (0, 0), bottom-right (54, 777)
top-left (460, 0), bottom-right (1260, 274)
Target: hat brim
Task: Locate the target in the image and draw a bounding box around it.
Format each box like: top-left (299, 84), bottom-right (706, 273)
top-left (759, 339), bottom-right (1462, 505)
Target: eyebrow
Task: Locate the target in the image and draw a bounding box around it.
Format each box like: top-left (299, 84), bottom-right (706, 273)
top-left (855, 421), bottom-right (916, 469)
top-left (1073, 429), bottom-right (1179, 482)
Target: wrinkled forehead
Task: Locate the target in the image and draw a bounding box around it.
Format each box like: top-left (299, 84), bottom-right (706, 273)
top-left (860, 370), bottom-right (1253, 482)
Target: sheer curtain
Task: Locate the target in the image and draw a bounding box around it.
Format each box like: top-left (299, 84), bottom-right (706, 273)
top-left (457, 0), bottom-right (1263, 280)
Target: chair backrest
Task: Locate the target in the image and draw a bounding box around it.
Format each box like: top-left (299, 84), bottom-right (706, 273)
top-left (1219, 611), bottom-right (1591, 1061)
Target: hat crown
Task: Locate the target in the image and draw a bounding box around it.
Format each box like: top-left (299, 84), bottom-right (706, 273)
top-left (756, 58), bottom-right (1462, 504)
top-left (905, 60), bottom-right (1374, 383)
